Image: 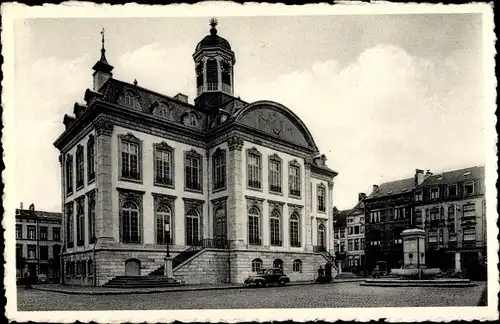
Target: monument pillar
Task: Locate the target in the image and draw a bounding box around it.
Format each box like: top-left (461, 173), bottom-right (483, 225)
top-left (401, 228), bottom-right (426, 269)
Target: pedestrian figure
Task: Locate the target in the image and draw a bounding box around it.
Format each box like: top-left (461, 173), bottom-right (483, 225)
top-left (24, 270), bottom-right (32, 289)
top-left (373, 265), bottom-right (380, 278)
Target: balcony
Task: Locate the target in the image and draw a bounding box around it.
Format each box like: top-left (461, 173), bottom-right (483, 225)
top-left (207, 82), bottom-right (218, 91)
top-left (269, 185), bottom-right (282, 193)
top-left (155, 176), bottom-right (173, 187)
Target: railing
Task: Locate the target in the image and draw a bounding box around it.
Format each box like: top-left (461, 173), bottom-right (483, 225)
top-left (313, 245), bottom-right (327, 253)
top-left (207, 82), bottom-right (218, 91)
top-left (222, 83), bottom-right (232, 94)
top-left (172, 238), bottom-right (229, 269)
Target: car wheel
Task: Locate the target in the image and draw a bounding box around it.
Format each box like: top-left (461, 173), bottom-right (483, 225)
top-left (257, 281), bottom-right (266, 288)
top-left (279, 279), bottom-right (286, 286)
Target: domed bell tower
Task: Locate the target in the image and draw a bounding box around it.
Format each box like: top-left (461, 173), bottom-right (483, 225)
top-left (193, 18), bottom-right (236, 112)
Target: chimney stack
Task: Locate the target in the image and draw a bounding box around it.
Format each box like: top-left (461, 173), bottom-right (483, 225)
top-left (20, 202), bottom-right (23, 210)
top-left (174, 93), bottom-right (188, 103)
top-left (29, 203), bottom-right (35, 212)
top-left (372, 185), bottom-right (379, 192)
top-left (358, 193), bottom-right (366, 202)
top-left (415, 169), bottom-right (425, 185)
top-left (426, 169), bottom-right (433, 176)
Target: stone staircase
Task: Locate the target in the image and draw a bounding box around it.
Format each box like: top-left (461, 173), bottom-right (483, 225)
top-left (313, 246), bottom-right (340, 277)
top-left (103, 275), bottom-right (181, 288)
top-left (103, 239), bottom-right (228, 288)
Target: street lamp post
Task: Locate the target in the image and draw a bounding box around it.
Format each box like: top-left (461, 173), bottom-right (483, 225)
top-left (165, 223), bottom-right (170, 258)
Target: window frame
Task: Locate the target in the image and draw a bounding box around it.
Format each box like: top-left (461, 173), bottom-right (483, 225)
top-left (87, 135), bottom-right (96, 183)
top-left (87, 191), bottom-right (96, 244)
top-left (292, 259), bottom-right (303, 273)
top-left (118, 188), bottom-right (144, 245)
top-left (317, 183), bottom-right (326, 213)
top-left (27, 225), bottom-right (36, 240)
top-left (16, 224), bottom-right (22, 240)
top-left (185, 208), bottom-right (201, 246)
top-left (269, 209), bottom-right (282, 246)
top-left (153, 193), bottom-right (177, 246)
top-left (76, 196), bottom-right (85, 246)
top-left (415, 190), bottom-right (423, 202)
top-left (464, 181), bottom-right (475, 195)
top-left (246, 148), bottom-right (262, 191)
top-left (39, 226), bottom-right (48, 241)
top-left (65, 154), bottom-right (73, 195)
top-left (75, 145), bottom-right (85, 189)
top-left (268, 153), bottom-right (282, 194)
top-left (448, 184), bottom-right (458, 196)
top-left (212, 148), bottom-right (227, 192)
top-left (248, 205), bottom-right (261, 245)
top-left (184, 149), bottom-right (203, 193)
top-left (288, 160), bottom-right (302, 198)
top-left (52, 227), bottom-right (61, 241)
top-left (153, 141), bottom-right (175, 189)
top-left (251, 258), bottom-right (263, 272)
top-left (118, 133), bottom-right (143, 183)
top-left (289, 212), bottom-right (301, 247)
top-left (430, 187), bottom-right (439, 200)
top-left (66, 202), bottom-right (74, 248)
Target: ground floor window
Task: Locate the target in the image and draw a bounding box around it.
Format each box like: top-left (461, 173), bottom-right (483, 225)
top-left (293, 259), bottom-right (302, 272)
top-left (251, 258), bottom-right (263, 272)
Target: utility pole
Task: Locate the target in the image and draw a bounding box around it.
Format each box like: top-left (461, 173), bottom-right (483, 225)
top-left (417, 236), bottom-right (421, 280)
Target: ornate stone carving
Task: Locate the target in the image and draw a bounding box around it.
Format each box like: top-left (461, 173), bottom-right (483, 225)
top-left (154, 141), bottom-right (174, 151)
top-left (117, 188), bottom-right (145, 205)
top-left (185, 148), bottom-right (202, 158)
top-left (227, 135), bottom-right (243, 151)
top-left (119, 132), bottom-right (141, 143)
top-left (269, 153), bottom-right (282, 161)
top-left (328, 182), bottom-right (334, 190)
top-left (152, 193), bottom-right (177, 211)
top-left (304, 157), bottom-right (313, 170)
top-left (94, 118), bottom-right (114, 136)
top-left (58, 154), bottom-right (63, 165)
top-left (289, 159), bottom-right (301, 167)
top-left (287, 203), bottom-right (304, 215)
top-left (212, 197), bottom-right (227, 209)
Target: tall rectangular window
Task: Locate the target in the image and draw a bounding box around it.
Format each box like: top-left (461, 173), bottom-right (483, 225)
top-left (289, 164), bottom-right (301, 197)
top-left (76, 145), bottom-right (84, 188)
top-left (88, 194), bottom-right (96, 244)
top-left (354, 238), bottom-right (360, 250)
top-left (317, 186), bottom-right (326, 212)
top-left (39, 246), bottom-right (49, 260)
top-left (66, 203), bottom-right (74, 248)
top-left (27, 245), bottom-right (36, 259)
top-left (415, 190), bottom-right (423, 202)
top-left (348, 239), bottom-right (353, 251)
top-left (268, 157), bottom-right (281, 193)
top-left (185, 154), bottom-right (201, 191)
top-left (27, 226), bottom-right (36, 240)
top-left (16, 225), bottom-right (22, 239)
top-left (16, 244), bottom-right (23, 259)
top-left (40, 227), bottom-right (48, 241)
top-left (370, 211), bottom-right (380, 223)
top-left (121, 141), bottom-right (140, 180)
top-left (360, 238), bottom-right (365, 249)
top-left (53, 228), bottom-right (60, 241)
top-left (87, 135), bottom-right (95, 182)
top-left (65, 155), bottom-right (73, 194)
top-left (212, 149), bottom-right (226, 191)
top-left (155, 147), bottom-right (173, 186)
top-left (247, 152), bottom-right (261, 189)
top-left (448, 184), bottom-right (457, 196)
top-left (76, 198), bottom-right (85, 246)
top-left (354, 226), bottom-right (360, 234)
top-left (430, 187), bottom-right (439, 199)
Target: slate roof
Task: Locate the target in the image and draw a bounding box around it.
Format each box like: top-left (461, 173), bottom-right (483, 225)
top-left (196, 34), bottom-right (232, 52)
top-left (16, 209), bottom-right (62, 220)
top-left (418, 165), bottom-right (484, 188)
top-left (333, 210), bottom-right (348, 228)
top-left (366, 177), bottom-right (415, 200)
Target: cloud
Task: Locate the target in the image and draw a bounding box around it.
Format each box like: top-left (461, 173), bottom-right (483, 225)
top-left (12, 42), bottom-right (483, 211)
top-left (236, 44), bottom-right (484, 208)
top-left (14, 55), bottom-right (92, 210)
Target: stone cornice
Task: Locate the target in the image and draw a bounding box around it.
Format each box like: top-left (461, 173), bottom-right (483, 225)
top-left (116, 187), bottom-right (145, 195)
top-left (151, 192), bottom-right (177, 201)
top-left (227, 135), bottom-right (243, 151)
top-left (182, 197), bottom-right (205, 205)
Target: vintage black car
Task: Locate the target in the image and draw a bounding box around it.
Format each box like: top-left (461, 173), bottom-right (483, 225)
top-left (244, 268), bottom-right (291, 287)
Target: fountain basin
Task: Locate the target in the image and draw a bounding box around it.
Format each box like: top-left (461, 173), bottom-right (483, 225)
top-left (390, 268), bottom-right (441, 279)
top-left (360, 278), bottom-right (476, 287)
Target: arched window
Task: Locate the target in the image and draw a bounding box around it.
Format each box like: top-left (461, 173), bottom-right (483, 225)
top-left (248, 206), bottom-right (261, 245)
top-left (183, 113), bottom-right (198, 127)
top-left (317, 185), bottom-right (326, 212)
top-left (273, 258), bottom-right (283, 269)
top-left (88, 259), bottom-right (94, 276)
top-left (289, 213), bottom-right (300, 247)
top-left (318, 223), bottom-right (326, 248)
top-left (251, 258), bottom-right (263, 272)
top-left (156, 204), bottom-right (172, 245)
top-left (122, 201), bottom-right (140, 243)
top-left (293, 259), bottom-right (302, 273)
top-left (185, 209), bottom-right (200, 246)
top-left (125, 92), bottom-right (137, 108)
top-left (270, 209), bottom-right (281, 246)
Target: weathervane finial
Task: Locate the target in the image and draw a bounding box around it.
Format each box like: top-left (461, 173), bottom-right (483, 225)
top-left (100, 28), bottom-right (105, 50)
top-left (209, 17), bottom-right (218, 35)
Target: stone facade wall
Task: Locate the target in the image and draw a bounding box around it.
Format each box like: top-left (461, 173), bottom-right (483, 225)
top-left (173, 249), bottom-right (230, 285)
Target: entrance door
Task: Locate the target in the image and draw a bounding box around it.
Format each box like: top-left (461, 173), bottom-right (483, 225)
top-left (124, 259), bottom-right (141, 276)
top-left (325, 262), bottom-right (333, 281)
top-left (213, 206), bottom-right (227, 248)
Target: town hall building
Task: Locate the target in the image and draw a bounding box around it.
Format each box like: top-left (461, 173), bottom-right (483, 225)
top-left (54, 19), bottom-right (338, 286)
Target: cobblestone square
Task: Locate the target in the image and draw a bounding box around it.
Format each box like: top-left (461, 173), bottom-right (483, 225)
top-left (17, 282), bottom-right (486, 311)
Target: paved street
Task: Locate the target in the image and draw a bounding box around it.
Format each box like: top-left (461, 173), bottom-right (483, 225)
top-left (17, 282), bottom-right (486, 311)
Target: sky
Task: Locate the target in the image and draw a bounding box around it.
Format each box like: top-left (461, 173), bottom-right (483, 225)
top-left (10, 12), bottom-right (486, 212)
